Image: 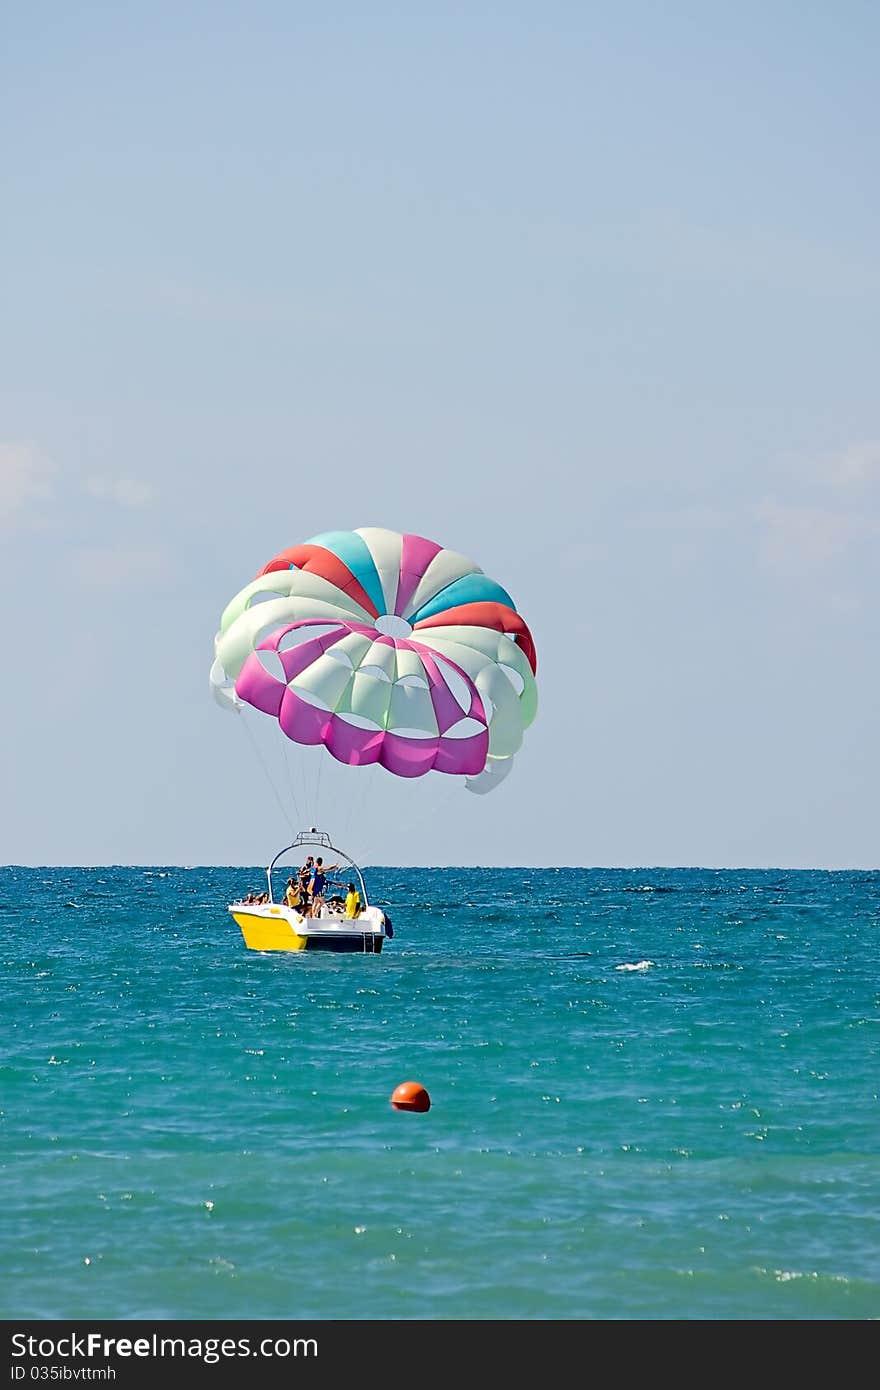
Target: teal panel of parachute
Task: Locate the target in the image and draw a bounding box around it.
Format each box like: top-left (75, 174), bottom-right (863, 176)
top-left (305, 530), bottom-right (387, 617)
top-left (409, 573), bottom-right (517, 624)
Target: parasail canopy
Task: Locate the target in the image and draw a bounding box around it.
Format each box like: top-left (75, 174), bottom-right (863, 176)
top-left (210, 527), bottom-right (537, 793)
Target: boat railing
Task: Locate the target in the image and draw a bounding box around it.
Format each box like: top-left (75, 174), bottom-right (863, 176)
top-left (265, 829), bottom-right (370, 909)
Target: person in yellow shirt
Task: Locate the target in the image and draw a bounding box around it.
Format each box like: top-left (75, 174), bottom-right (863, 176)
top-left (285, 877), bottom-right (305, 912)
top-left (344, 883), bottom-right (361, 919)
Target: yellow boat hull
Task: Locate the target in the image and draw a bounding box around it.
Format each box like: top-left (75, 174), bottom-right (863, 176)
top-left (231, 909), bottom-right (309, 951)
top-left (229, 905), bottom-right (385, 953)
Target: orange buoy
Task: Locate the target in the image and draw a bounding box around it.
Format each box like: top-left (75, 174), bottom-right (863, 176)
top-left (391, 1080), bottom-right (431, 1112)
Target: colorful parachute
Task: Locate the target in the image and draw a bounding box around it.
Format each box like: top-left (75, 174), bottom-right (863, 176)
top-left (210, 528), bottom-right (537, 793)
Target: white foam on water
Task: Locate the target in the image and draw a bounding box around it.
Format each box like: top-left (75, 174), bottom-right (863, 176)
top-left (616, 960), bottom-right (654, 972)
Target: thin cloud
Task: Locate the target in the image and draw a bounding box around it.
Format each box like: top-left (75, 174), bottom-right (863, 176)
top-left (73, 545), bottom-right (172, 587)
top-left (754, 497), bottom-right (879, 577)
top-left (85, 475), bottom-right (154, 507)
top-left (628, 504), bottom-right (732, 532)
top-left (815, 440), bottom-right (880, 490)
top-left (557, 540), bottom-right (602, 574)
top-left (0, 441), bottom-right (55, 525)
top-left (152, 278), bottom-right (286, 324)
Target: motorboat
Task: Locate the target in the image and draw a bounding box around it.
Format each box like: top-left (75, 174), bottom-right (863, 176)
top-left (228, 828), bottom-right (391, 953)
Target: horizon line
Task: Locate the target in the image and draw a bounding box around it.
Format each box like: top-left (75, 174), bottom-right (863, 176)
top-left (1, 862), bottom-right (878, 873)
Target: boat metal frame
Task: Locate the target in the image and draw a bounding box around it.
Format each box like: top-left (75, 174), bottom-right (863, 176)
top-left (265, 828), bottom-right (369, 907)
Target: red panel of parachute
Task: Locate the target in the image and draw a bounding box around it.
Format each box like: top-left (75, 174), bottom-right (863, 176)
top-left (257, 544), bottom-right (379, 620)
top-left (413, 601), bottom-right (537, 674)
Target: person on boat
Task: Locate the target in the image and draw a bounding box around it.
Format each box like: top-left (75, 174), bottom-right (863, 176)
top-left (344, 883), bottom-right (361, 919)
top-left (292, 857), bottom-right (313, 913)
top-left (308, 856), bottom-right (341, 915)
top-left (284, 877), bottom-right (305, 912)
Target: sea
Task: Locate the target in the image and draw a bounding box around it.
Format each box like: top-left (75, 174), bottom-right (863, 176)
top-left (1, 865), bottom-right (878, 1322)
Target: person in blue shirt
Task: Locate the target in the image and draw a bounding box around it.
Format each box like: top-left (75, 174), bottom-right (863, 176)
top-left (308, 856), bottom-right (341, 915)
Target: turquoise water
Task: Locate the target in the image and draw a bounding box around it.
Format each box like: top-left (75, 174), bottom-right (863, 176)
top-left (1, 866), bottom-right (878, 1321)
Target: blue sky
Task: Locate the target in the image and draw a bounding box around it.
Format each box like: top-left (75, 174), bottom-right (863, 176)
top-left (2, 2), bottom-right (878, 866)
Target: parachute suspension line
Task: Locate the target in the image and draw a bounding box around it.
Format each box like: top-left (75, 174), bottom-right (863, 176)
top-left (340, 762), bottom-right (372, 857)
top-left (238, 709), bottom-right (296, 837)
top-left (348, 773), bottom-right (451, 869)
top-left (313, 742), bottom-right (325, 826)
top-left (300, 752), bottom-right (311, 827)
top-left (343, 766), bottom-right (389, 867)
top-left (281, 738), bottom-right (303, 828)
top-left (361, 775), bottom-right (461, 867)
